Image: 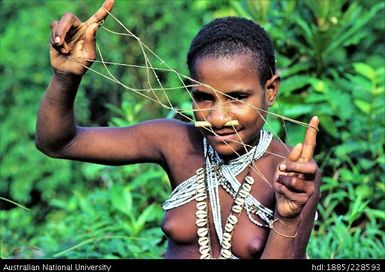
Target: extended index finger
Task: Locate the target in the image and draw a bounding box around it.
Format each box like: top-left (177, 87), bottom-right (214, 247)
top-left (85, 0), bottom-right (114, 25)
top-left (299, 116), bottom-right (319, 162)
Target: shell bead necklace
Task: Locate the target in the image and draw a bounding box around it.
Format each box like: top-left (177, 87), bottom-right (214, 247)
top-left (195, 167), bottom-right (255, 259)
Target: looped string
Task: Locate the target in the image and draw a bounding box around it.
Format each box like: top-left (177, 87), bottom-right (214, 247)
top-left (67, 8), bottom-right (316, 187)
top-left (269, 218), bottom-right (298, 238)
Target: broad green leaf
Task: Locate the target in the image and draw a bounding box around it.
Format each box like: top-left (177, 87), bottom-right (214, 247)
top-left (81, 164), bottom-right (108, 180)
top-left (356, 185), bottom-right (372, 200)
top-left (110, 185), bottom-right (133, 217)
top-left (318, 115), bottom-right (338, 138)
top-left (280, 75), bottom-right (311, 96)
top-left (134, 204), bottom-right (160, 234)
top-left (366, 208), bottom-right (385, 221)
top-left (305, 93), bottom-right (328, 103)
top-left (280, 62), bottom-right (311, 78)
top-left (282, 104), bottom-right (313, 118)
top-left (335, 142), bottom-right (369, 157)
top-left (353, 62), bottom-right (376, 81)
top-left (372, 86), bottom-right (384, 96)
top-left (354, 99), bottom-right (371, 114)
top-left (309, 78), bottom-right (327, 93)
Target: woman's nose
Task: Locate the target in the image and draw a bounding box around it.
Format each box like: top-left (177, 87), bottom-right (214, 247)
top-left (206, 104), bottom-right (231, 129)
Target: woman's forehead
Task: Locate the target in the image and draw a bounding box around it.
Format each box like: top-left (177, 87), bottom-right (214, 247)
top-left (193, 54), bottom-right (263, 91)
top-left (194, 54), bottom-right (261, 79)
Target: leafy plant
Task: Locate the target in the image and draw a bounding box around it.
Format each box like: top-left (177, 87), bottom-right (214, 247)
top-left (1, 0), bottom-right (384, 259)
top-left (235, 0), bottom-right (385, 258)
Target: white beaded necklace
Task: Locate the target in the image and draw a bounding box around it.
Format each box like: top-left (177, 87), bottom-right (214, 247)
top-left (195, 167), bottom-right (255, 259)
top-left (162, 130), bottom-right (274, 257)
top-left (203, 131), bottom-right (273, 243)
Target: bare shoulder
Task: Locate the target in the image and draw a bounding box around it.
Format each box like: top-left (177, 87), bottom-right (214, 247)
top-left (145, 118), bottom-right (201, 145)
top-left (144, 118), bottom-right (203, 156)
top-left (147, 119), bottom-right (204, 184)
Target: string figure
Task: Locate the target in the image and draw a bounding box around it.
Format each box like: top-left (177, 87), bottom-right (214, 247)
top-left (37, 0), bottom-right (321, 259)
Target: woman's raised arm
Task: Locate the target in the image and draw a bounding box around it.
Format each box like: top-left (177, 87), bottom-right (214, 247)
top-left (35, 0), bottom-right (181, 166)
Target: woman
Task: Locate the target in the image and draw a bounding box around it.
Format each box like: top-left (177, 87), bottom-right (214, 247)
top-left (36, 0), bottom-right (321, 259)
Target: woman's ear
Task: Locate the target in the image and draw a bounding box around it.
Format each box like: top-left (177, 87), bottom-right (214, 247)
top-left (264, 74), bottom-right (280, 107)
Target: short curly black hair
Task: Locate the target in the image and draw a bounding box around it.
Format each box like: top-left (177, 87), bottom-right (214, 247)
top-left (187, 16), bottom-right (276, 85)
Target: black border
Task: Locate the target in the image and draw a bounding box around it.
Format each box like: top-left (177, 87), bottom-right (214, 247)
top-left (1, 259), bottom-right (384, 272)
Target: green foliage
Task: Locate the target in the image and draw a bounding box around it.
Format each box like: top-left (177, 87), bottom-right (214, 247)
top-left (43, 166), bottom-right (168, 259)
top-left (0, 0), bottom-right (215, 259)
top-left (238, 0), bottom-right (385, 258)
top-left (1, 164), bottom-right (168, 258)
top-left (0, 1), bottom-right (78, 205)
top-left (1, 0), bottom-right (384, 259)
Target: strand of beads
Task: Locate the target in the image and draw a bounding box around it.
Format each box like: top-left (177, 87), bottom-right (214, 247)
top-left (195, 169), bottom-right (256, 259)
top-left (218, 176), bottom-right (255, 259)
top-left (195, 167), bottom-right (212, 259)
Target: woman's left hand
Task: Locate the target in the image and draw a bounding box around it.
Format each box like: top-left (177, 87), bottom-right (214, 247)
top-left (273, 116), bottom-right (320, 220)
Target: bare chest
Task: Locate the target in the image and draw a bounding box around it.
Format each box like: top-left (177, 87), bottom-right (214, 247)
top-left (161, 163), bottom-right (276, 259)
top-left (160, 135), bottom-right (285, 258)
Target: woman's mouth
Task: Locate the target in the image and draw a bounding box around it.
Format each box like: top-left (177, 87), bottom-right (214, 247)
top-left (206, 129), bottom-right (242, 144)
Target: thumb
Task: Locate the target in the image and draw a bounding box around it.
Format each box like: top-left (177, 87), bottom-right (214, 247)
top-left (83, 23), bottom-right (99, 60)
top-left (288, 143), bottom-right (303, 162)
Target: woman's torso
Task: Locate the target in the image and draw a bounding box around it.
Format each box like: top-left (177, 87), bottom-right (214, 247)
top-left (159, 122), bottom-right (288, 259)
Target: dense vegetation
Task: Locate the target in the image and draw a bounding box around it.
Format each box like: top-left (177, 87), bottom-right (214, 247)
top-left (1, 0), bottom-right (384, 259)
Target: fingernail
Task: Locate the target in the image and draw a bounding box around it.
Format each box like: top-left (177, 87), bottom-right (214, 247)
top-left (279, 164), bottom-right (286, 171)
top-left (314, 116), bottom-right (319, 124)
top-left (55, 36), bottom-right (60, 44)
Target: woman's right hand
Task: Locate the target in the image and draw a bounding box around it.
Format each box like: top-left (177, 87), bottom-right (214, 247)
top-left (49, 0), bottom-right (114, 75)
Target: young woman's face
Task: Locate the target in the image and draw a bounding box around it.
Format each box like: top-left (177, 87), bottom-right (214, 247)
top-left (191, 53), bottom-right (277, 159)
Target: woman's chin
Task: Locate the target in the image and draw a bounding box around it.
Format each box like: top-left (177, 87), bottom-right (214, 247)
top-left (205, 133), bottom-right (260, 161)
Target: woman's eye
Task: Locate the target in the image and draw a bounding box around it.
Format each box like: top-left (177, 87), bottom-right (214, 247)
top-left (192, 91), bottom-right (213, 102)
top-left (229, 93), bottom-right (249, 101)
